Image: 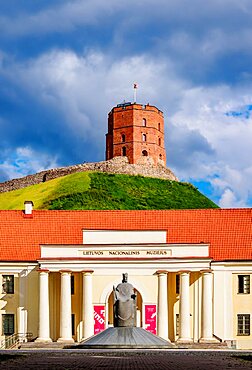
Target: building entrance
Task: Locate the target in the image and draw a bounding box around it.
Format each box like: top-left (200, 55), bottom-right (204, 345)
top-left (107, 289), bottom-right (143, 328)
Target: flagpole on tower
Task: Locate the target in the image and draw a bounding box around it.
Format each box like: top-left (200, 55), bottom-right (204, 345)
top-left (133, 83), bottom-right (138, 103)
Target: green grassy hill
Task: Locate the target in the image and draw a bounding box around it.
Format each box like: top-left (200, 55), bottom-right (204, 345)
top-left (0, 171), bottom-right (218, 210)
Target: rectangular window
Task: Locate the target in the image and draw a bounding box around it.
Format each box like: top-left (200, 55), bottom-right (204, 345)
top-left (238, 275), bottom-right (250, 294)
top-left (71, 275), bottom-right (74, 295)
top-left (2, 314), bottom-right (15, 335)
top-left (2, 275), bottom-right (14, 294)
top-left (176, 314), bottom-right (180, 336)
top-left (71, 314), bottom-right (75, 336)
top-left (176, 274), bottom-right (180, 294)
top-left (237, 314), bottom-right (250, 336)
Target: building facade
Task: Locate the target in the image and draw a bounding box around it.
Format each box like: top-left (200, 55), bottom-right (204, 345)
top-left (0, 206), bottom-right (251, 348)
top-left (106, 103), bottom-right (166, 166)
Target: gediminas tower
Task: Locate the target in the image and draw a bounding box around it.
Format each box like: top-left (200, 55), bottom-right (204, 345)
top-left (106, 102), bottom-right (166, 166)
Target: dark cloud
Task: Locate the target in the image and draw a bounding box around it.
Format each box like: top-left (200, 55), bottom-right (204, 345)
top-left (166, 123), bottom-right (215, 172)
top-left (0, 1), bottom-right (252, 206)
top-left (1, 1), bottom-right (252, 87)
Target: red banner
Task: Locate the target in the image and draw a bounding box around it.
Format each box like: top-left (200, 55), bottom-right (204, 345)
top-left (94, 305), bottom-right (105, 334)
top-left (144, 304), bottom-right (156, 335)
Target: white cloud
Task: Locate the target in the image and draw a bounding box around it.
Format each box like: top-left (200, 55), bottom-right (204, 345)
top-left (0, 147), bottom-right (58, 181)
top-left (3, 49), bottom-right (185, 143)
top-left (170, 85), bottom-right (252, 207)
top-left (1, 48), bottom-right (252, 207)
top-left (219, 188), bottom-right (247, 208)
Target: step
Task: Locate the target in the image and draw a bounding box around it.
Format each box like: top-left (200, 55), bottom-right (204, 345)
top-left (18, 342), bottom-right (66, 350)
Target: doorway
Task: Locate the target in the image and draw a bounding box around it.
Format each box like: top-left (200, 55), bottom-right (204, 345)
top-left (106, 288), bottom-right (143, 327)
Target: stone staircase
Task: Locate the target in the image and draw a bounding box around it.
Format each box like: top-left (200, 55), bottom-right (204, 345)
top-left (18, 340), bottom-right (228, 350)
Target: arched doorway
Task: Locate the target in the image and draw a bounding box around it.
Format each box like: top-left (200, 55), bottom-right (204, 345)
top-left (106, 288), bottom-right (143, 327)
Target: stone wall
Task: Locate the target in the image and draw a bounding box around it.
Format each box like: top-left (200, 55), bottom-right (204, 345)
top-left (0, 157), bottom-right (178, 193)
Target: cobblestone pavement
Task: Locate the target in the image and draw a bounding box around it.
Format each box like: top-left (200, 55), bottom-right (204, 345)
top-left (0, 350), bottom-right (251, 370)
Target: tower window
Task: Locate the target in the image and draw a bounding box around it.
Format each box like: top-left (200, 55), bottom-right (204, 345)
top-left (158, 138), bottom-right (161, 146)
top-left (121, 134), bottom-right (126, 142)
top-left (142, 118), bottom-right (146, 127)
top-left (142, 134), bottom-right (147, 142)
top-left (142, 150), bottom-right (148, 157)
top-left (159, 154), bottom-right (162, 160)
top-left (158, 122), bottom-right (161, 131)
top-left (122, 147), bottom-right (127, 156)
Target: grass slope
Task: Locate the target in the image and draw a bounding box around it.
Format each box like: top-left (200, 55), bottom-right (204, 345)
top-left (0, 172), bottom-right (90, 210)
top-left (0, 171), bottom-right (218, 210)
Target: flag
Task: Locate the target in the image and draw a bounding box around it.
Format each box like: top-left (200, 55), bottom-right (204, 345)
top-left (134, 83), bottom-right (138, 89)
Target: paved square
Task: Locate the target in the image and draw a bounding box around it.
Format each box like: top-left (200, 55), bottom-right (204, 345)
top-left (0, 350), bottom-right (251, 370)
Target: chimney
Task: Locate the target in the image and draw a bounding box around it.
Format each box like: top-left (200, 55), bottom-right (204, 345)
top-left (24, 201), bottom-right (34, 215)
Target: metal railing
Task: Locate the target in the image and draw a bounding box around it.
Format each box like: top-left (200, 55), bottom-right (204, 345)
top-left (0, 332), bottom-right (33, 349)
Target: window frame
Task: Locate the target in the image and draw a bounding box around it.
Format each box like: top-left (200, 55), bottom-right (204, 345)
top-left (2, 314), bottom-right (15, 336)
top-left (176, 274), bottom-right (180, 295)
top-left (71, 275), bottom-right (75, 295)
top-left (238, 275), bottom-right (250, 294)
top-left (71, 314), bottom-right (75, 336)
top-left (237, 314), bottom-right (250, 336)
top-left (2, 275), bottom-right (14, 294)
top-left (176, 314), bottom-right (180, 336)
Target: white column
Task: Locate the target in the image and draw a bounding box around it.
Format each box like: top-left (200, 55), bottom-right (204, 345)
top-left (57, 270), bottom-right (74, 343)
top-left (199, 270), bottom-right (217, 342)
top-left (177, 271), bottom-right (192, 343)
top-left (157, 271), bottom-right (169, 340)
top-left (35, 269), bottom-right (52, 342)
top-left (17, 269), bottom-right (28, 339)
top-left (193, 276), bottom-right (200, 342)
top-left (82, 270), bottom-right (94, 339)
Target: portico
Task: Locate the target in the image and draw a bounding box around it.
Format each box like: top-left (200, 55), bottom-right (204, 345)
top-left (36, 230), bottom-right (216, 344)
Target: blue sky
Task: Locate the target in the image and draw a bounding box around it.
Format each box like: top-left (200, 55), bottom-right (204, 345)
top-left (0, 0), bottom-right (252, 207)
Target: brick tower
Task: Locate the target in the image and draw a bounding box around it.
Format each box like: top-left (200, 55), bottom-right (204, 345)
top-left (106, 102), bottom-right (166, 166)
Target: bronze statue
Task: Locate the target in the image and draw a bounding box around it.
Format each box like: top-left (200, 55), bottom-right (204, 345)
top-left (113, 273), bottom-right (137, 327)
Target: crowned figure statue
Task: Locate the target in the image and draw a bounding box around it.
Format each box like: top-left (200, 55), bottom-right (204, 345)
top-left (113, 273), bottom-right (137, 327)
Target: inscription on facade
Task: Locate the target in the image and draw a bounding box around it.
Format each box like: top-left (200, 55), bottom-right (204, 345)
top-left (79, 248), bottom-right (171, 258)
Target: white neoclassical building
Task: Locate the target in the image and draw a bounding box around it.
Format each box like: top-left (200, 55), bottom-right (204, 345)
top-left (0, 205), bottom-right (251, 348)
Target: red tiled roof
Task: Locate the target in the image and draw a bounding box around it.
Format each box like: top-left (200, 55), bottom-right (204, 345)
top-left (0, 209), bottom-right (251, 261)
